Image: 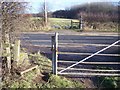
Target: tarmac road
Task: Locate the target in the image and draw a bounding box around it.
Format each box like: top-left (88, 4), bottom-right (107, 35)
top-left (21, 31), bottom-right (120, 70)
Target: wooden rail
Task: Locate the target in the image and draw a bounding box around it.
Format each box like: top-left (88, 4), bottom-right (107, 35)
top-left (20, 65), bottom-right (38, 75)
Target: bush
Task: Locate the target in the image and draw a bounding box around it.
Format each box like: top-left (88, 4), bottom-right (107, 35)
top-left (99, 77), bottom-right (119, 88)
top-left (40, 74), bottom-right (84, 88)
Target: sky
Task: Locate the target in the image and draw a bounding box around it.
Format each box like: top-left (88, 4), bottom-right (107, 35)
top-left (26, 0), bottom-right (119, 13)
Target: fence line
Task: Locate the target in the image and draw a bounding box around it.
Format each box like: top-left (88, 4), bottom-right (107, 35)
top-left (58, 40), bottom-right (120, 74)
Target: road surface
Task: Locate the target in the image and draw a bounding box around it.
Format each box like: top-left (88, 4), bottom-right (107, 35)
top-left (21, 31), bottom-right (120, 72)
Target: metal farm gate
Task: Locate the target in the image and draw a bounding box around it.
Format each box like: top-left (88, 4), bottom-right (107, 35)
top-left (51, 33), bottom-right (120, 76)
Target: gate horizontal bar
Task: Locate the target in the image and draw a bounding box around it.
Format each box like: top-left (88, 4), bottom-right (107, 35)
top-left (59, 52), bottom-right (120, 57)
top-left (58, 61), bottom-right (120, 65)
top-left (58, 67), bottom-right (120, 72)
top-left (58, 72), bottom-right (120, 76)
top-left (59, 43), bottom-right (120, 47)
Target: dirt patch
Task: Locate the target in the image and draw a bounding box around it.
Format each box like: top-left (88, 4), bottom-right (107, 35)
top-left (33, 72), bottom-right (50, 83)
top-left (33, 74), bottom-right (46, 84)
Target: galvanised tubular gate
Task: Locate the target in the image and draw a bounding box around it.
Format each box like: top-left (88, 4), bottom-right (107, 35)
top-left (51, 33), bottom-right (120, 76)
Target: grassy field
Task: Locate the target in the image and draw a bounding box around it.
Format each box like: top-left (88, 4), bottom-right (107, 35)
top-left (49, 18), bottom-right (72, 27)
top-left (49, 18), bottom-right (80, 29)
top-left (30, 17), bottom-right (79, 30)
top-left (27, 17), bottom-right (118, 32)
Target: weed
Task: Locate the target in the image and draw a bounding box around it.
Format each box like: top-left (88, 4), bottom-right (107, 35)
top-left (99, 76), bottom-right (119, 88)
top-left (40, 74), bottom-right (84, 88)
top-left (2, 53), bottom-right (84, 88)
top-left (29, 53), bottom-right (52, 73)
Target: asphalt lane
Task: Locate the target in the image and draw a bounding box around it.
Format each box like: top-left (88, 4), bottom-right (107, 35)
top-left (21, 34), bottom-right (119, 45)
top-left (21, 33), bottom-right (120, 52)
top-left (21, 33), bottom-right (120, 70)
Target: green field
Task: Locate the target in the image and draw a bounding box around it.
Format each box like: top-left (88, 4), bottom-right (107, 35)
top-left (31, 17), bottom-right (79, 30)
top-left (29, 17), bottom-right (118, 32)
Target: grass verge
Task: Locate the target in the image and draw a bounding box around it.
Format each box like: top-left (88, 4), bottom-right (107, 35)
top-left (95, 66), bottom-right (120, 88)
top-left (2, 53), bottom-right (84, 88)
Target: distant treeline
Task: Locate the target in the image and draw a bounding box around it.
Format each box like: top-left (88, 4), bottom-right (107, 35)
top-left (52, 2), bottom-right (119, 22)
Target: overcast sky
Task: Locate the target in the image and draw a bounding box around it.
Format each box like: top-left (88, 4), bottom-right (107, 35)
top-left (26, 0), bottom-right (119, 13)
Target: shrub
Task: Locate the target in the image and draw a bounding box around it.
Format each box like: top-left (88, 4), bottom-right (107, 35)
top-left (40, 74), bottom-right (84, 88)
top-left (99, 77), bottom-right (118, 88)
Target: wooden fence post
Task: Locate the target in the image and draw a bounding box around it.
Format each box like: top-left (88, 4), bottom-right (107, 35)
top-left (0, 43), bottom-right (2, 57)
top-left (79, 16), bottom-right (83, 30)
top-left (6, 47), bottom-right (11, 73)
top-left (51, 33), bottom-right (58, 75)
top-left (5, 34), bottom-right (11, 73)
top-left (71, 20), bottom-right (73, 29)
top-left (13, 40), bottom-right (20, 66)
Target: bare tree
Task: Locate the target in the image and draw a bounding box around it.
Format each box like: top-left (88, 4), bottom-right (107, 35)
top-left (0, 1), bottom-right (28, 75)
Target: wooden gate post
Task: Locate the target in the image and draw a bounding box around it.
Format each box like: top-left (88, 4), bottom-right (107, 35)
top-left (51, 33), bottom-right (58, 75)
top-left (71, 20), bottom-right (73, 29)
top-left (79, 15), bottom-right (83, 30)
